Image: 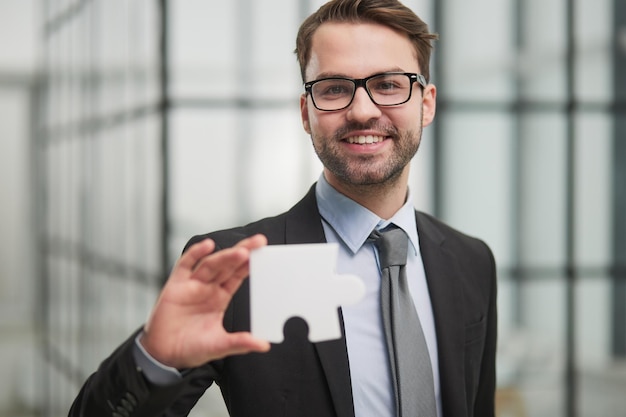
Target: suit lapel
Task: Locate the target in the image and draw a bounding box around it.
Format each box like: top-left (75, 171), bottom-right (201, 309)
top-left (313, 329), bottom-right (355, 417)
top-left (416, 212), bottom-right (467, 417)
top-left (284, 184), bottom-right (327, 245)
top-left (285, 184), bottom-right (355, 417)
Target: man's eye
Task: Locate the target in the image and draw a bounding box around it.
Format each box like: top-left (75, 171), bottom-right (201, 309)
top-left (372, 81), bottom-right (400, 92)
top-left (320, 84), bottom-right (351, 96)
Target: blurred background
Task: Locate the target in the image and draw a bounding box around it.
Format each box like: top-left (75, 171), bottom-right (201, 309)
top-left (0, 0), bottom-right (624, 416)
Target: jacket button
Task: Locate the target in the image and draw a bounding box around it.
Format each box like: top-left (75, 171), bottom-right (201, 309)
top-left (124, 392), bottom-right (138, 406)
top-left (121, 398), bottom-right (133, 411)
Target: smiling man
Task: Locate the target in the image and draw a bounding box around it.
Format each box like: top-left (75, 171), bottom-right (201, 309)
top-left (69, 1), bottom-right (497, 417)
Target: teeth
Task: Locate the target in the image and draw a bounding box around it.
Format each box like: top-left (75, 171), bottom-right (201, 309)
top-left (347, 135), bottom-right (384, 144)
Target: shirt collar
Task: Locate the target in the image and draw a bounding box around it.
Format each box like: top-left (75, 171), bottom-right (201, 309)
top-left (316, 174), bottom-right (419, 255)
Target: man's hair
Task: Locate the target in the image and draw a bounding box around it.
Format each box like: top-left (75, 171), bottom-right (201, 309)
top-left (295, 0), bottom-right (438, 83)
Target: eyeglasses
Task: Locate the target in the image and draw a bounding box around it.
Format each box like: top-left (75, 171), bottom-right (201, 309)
top-left (304, 72), bottom-right (426, 112)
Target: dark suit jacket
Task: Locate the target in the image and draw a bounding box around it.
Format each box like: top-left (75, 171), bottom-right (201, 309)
top-left (69, 184), bottom-right (497, 417)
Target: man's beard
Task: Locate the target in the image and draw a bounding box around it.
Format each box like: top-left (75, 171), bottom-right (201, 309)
top-left (310, 122), bottom-right (422, 187)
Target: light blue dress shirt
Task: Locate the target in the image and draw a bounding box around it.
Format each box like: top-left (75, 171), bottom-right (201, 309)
top-left (316, 174), bottom-right (441, 417)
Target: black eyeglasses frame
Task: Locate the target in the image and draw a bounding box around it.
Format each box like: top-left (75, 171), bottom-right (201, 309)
top-left (304, 72), bottom-right (427, 112)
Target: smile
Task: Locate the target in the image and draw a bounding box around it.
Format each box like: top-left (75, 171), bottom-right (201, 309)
top-left (345, 135), bottom-right (385, 144)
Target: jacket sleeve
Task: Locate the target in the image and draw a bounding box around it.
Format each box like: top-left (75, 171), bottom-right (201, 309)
top-left (67, 329), bottom-right (219, 417)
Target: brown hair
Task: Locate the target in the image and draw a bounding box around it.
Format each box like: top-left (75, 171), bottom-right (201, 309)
top-left (295, 0), bottom-right (438, 83)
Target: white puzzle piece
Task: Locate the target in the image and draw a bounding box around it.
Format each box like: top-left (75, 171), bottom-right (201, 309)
top-left (249, 243), bottom-right (365, 343)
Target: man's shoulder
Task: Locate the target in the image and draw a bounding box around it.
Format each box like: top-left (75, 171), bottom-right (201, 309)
top-left (415, 211), bottom-right (496, 279)
top-left (184, 210), bottom-right (290, 252)
top-left (415, 210), bottom-right (492, 255)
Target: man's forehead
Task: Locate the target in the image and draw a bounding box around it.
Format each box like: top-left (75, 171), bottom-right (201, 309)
top-left (305, 22), bottom-right (421, 80)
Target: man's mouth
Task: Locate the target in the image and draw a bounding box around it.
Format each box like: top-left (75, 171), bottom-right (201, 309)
top-left (345, 135), bottom-right (386, 144)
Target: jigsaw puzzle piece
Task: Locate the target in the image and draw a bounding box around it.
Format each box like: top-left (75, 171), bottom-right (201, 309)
top-left (249, 243), bottom-right (365, 343)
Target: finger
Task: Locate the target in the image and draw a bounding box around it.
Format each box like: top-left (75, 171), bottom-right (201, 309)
top-left (177, 239), bottom-right (216, 271)
top-left (190, 246), bottom-right (250, 284)
top-left (182, 235), bottom-right (266, 288)
top-left (213, 234), bottom-right (267, 281)
top-left (216, 235), bottom-right (267, 292)
top-left (219, 257), bottom-right (255, 294)
top-left (219, 332), bottom-right (271, 357)
top-left (211, 240), bottom-right (268, 287)
top-left (191, 234), bottom-right (266, 283)
top-left (234, 234), bottom-right (268, 251)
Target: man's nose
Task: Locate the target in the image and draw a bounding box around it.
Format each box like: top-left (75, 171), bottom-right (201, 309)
top-left (347, 87), bottom-right (382, 122)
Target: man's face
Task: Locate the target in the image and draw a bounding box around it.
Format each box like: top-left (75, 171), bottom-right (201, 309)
top-left (300, 22), bottom-right (436, 191)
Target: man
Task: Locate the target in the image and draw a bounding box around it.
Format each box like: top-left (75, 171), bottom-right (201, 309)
top-left (69, 0), bottom-right (497, 416)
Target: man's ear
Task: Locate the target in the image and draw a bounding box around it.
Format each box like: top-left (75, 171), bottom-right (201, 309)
top-left (421, 83), bottom-right (437, 127)
top-left (300, 93), bottom-right (311, 134)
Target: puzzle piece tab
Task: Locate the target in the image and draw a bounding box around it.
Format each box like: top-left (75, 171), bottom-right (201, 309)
top-left (249, 243), bottom-right (365, 343)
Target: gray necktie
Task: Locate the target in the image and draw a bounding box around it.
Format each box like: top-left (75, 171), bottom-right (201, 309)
top-left (370, 226), bottom-right (436, 417)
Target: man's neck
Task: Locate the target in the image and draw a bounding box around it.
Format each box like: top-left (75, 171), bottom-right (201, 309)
top-left (324, 171), bottom-right (410, 220)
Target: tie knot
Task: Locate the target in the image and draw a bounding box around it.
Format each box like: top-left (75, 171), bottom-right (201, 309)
top-left (369, 226), bottom-right (408, 269)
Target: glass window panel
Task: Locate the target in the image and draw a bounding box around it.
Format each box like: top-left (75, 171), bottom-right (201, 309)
top-left (126, 280), bottom-right (159, 329)
top-left (170, 0), bottom-right (238, 98)
top-left (128, 0), bottom-right (161, 107)
top-left (67, 13), bottom-right (82, 128)
top-left (124, 115), bottom-right (163, 276)
top-left (46, 144), bottom-right (62, 237)
top-left (495, 272), bottom-right (518, 351)
top-left (439, 112), bottom-right (515, 266)
top-left (56, 28), bottom-right (72, 129)
top-left (248, 0), bottom-right (301, 99)
top-left (46, 256), bottom-right (63, 346)
top-left (96, 0), bottom-right (131, 118)
top-left (95, 126), bottom-right (127, 261)
top-left (575, 0), bottom-right (613, 102)
top-left (245, 107), bottom-right (319, 219)
top-left (402, 0), bottom-right (435, 34)
top-left (37, 1), bottom-right (167, 413)
top-left (80, 270), bottom-right (111, 370)
top-left (520, 0), bottom-right (567, 101)
top-left (168, 105), bottom-right (318, 257)
top-left (576, 277), bottom-right (611, 365)
top-left (574, 114), bottom-right (612, 265)
top-left (169, 108), bottom-right (241, 240)
top-left (578, 305), bottom-right (626, 415)
top-left (0, 1), bottom-right (38, 71)
top-left (442, 0), bottom-right (516, 101)
top-left (57, 141), bottom-right (73, 240)
top-left (518, 114), bottom-right (567, 267)
top-left (138, 116), bottom-right (164, 274)
top-left (518, 279), bottom-right (566, 417)
top-left (408, 127), bottom-right (435, 214)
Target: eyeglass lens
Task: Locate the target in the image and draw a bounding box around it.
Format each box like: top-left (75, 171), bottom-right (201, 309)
top-left (311, 73), bottom-right (413, 111)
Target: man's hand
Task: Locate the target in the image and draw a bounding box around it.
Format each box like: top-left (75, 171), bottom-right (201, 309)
top-left (140, 234), bottom-right (271, 369)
